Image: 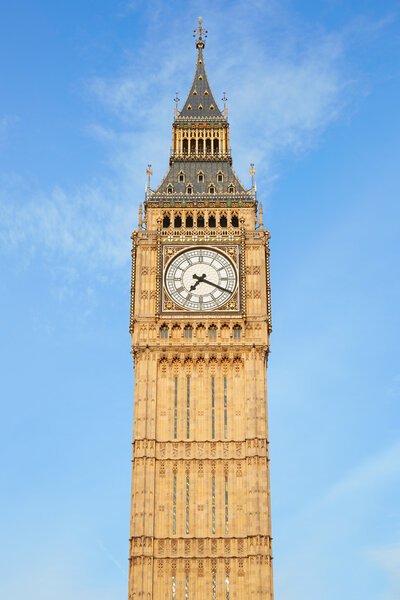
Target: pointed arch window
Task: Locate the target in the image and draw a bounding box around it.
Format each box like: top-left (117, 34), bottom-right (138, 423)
top-left (198, 170), bottom-right (204, 183)
top-left (228, 184), bottom-right (235, 194)
top-left (233, 325), bottom-right (242, 339)
top-left (220, 214), bottom-right (228, 228)
top-left (217, 171), bottom-right (224, 183)
top-left (192, 90), bottom-right (198, 95)
top-left (198, 104), bottom-right (203, 110)
top-left (178, 170), bottom-right (185, 183)
top-left (209, 325), bottom-right (217, 338)
top-left (231, 214), bottom-right (239, 228)
top-left (198, 75), bottom-right (203, 80)
top-left (197, 213), bottom-right (205, 227)
top-left (174, 214), bottom-right (182, 228)
top-left (187, 104), bottom-right (192, 110)
top-left (162, 213), bottom-right (171, 228)
top-left (204, 90), bottom-right (209, 95)
top-left (184, 325), bottom-right (193, 339)
top-left (186, 185), bottom-right (193, 195)
top-left (209, 184), bottom-right (215, 194)
top-left (160, 325), bottom-right (169, 339)
top-left (210, 105), bottom-right (215, 110)
top-left (208, 214), bottom-right (216, 228)
top-left (185, 214), bottom-right (193, 227)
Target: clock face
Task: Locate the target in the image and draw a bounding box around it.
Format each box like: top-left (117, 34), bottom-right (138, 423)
top-left (164, 247), bottom-right (238, 311)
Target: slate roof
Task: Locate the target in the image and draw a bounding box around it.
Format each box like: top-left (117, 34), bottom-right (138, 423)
top-left (154, 160), bottom-right (249, 197)
top-left (176, 46), bottom-right (225, 122)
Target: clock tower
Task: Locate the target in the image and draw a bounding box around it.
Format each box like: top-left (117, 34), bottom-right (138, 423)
top-left (128, 18), bottom-right (273, 599)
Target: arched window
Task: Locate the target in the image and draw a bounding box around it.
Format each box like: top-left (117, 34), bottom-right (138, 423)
top-left (220, 214), bottom-right (228, 227)
top-left (167, 185), bottom-right (173, 194)
top-left (209, 185), bottom-right (215, 194)
top-left (178, 170), bottom-right (185, 182)
top-left (160, 325), bottom-right (169, 339)
top-left (209, 325), bottom-right (217, 339)
top-left (231, 214), bottom-right (239, 228)
top-left (162, 214), bottom-right (170, 228)
top-left (174, 214), bottom-right (182, 228)
top-left (198, 139), bottom-right (204, 154)
top-left (197, 214), bottom-right (205, 227)
top-left (228, 185), bottom-right (235, 194)
top-left (186, 214), bottom-right (193, 228)
top-left (184, 325), bottom-right (193, 339)
top-left (182, 139), bottom-right (188, 154)
top-left (208, 214), bottom-right (216, 228)
top-left (214, 139), bottom-right (219, 154)
top-left (217, 171), bottom-right (223, 183)
top-left (186, 185), bottom-right (193, 195)
top-left (190, 138), bottom-right (196, 154)
top-left (206, 138), bottom-right (212, 153)
top-left (233, 325), bottom-right (242, 339)
top-left (198, 171), bottom-right (204, 183)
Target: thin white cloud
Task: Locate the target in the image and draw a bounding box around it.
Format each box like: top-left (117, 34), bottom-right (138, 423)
top-left (0, 4), bottom-right (384, 274)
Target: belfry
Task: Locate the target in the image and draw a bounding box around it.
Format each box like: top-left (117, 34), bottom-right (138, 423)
top-left (128, 18), bottom-right (273, 599)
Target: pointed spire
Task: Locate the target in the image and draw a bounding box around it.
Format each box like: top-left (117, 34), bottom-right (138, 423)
top-left (176, 17), bottom-right (225, 122)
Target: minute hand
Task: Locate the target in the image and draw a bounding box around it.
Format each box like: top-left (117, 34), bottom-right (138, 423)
top-left (201, 278), bottom-right (231, 293)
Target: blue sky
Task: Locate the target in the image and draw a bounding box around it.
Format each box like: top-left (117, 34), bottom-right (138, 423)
top-left (0, 1), bottom-right (399, 598)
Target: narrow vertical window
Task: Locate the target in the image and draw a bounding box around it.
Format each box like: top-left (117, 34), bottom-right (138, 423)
top-left (186, 574), bottom-right (189, 600)
top-left (224, 376), bottom-right (228, 439)
top-left (172, 575), bottom-right (176, 600)
top-left (212, 475), bottom-right (216, 534)
top-left (213, 574), bottom-right (216, 600)
top-left (173, 475), bottom-right (177, 534)
top-left (186, 474), bottom-right (190, 534)
top-left (226, 574), bottom-right (230, 600)
top-left (225, 475), bottom-right (229, 534)
top-left (174, 377), bottom-right (178, 439)
top-left (211, 377), bottom-right (215, 439)
top-left (186, 376), bottom-right (190, 439)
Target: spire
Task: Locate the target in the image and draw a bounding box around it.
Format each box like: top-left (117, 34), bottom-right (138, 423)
top-left (176, 17), bottom-right (225, 122)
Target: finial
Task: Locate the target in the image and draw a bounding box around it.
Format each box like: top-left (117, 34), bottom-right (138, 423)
top-left (258, 202), bottom-right (263, 229)
top-left (174, 91), bottom-right (180, 118)
top-left (138, 203), bottom-right (143, 230)
top-left (222, 91), bottom-right (228, 118)
top-left (249, 162), bottom-right (256, 194)
top-left (194, 16), bottom-right (207, 49)
top-left (146, 163), bottom-right (153, 199)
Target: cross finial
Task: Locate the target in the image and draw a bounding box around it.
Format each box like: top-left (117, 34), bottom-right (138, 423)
top-left (146, 163), bottom-right (153, 196)
top-left (174, 91), bottom-right (180, 117)
top-left (194, 16), bottom-right (207, 48)
top-left (222, 91), bottom-right (228, 117)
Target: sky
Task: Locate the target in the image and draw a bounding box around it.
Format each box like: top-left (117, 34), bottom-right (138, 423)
top-left (0, 1), bottom-right (399, 598)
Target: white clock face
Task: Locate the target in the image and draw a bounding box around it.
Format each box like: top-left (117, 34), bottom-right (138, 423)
top-left (164, 247), bottom-right (238, 311)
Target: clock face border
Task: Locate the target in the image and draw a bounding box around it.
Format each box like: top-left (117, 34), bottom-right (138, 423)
top-left (161, 243), bottom-right (242, 314)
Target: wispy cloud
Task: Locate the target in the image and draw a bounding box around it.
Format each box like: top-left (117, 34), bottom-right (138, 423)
top-left (0, 3), bottom-right (385, 274)
top-left (367, 541), bottom-right (400, 600)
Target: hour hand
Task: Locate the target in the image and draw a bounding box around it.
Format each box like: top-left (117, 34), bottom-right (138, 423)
top-left (189, 273), bottom-right (206, 291)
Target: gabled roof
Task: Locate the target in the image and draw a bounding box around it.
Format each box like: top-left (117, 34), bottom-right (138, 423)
top-left (176, 42), bottom-right (225, 122)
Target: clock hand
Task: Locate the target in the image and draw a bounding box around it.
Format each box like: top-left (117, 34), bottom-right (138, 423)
top-left (200, 278), bottom-right (231, 293)
top-left (189, 273), bottom-right (207, 291)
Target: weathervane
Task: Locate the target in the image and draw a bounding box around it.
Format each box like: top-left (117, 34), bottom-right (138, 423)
top-left (194, 16), bottom-right (207, 48)
top-left (174, 91), bottom-right (180, 118)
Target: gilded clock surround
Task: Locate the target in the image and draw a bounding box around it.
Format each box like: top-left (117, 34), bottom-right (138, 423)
top-left (128, 18), bottom-right (273, 600)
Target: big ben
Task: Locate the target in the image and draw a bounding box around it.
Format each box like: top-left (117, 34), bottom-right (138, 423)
top-left (128, 17), bottom-right (273, 600)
